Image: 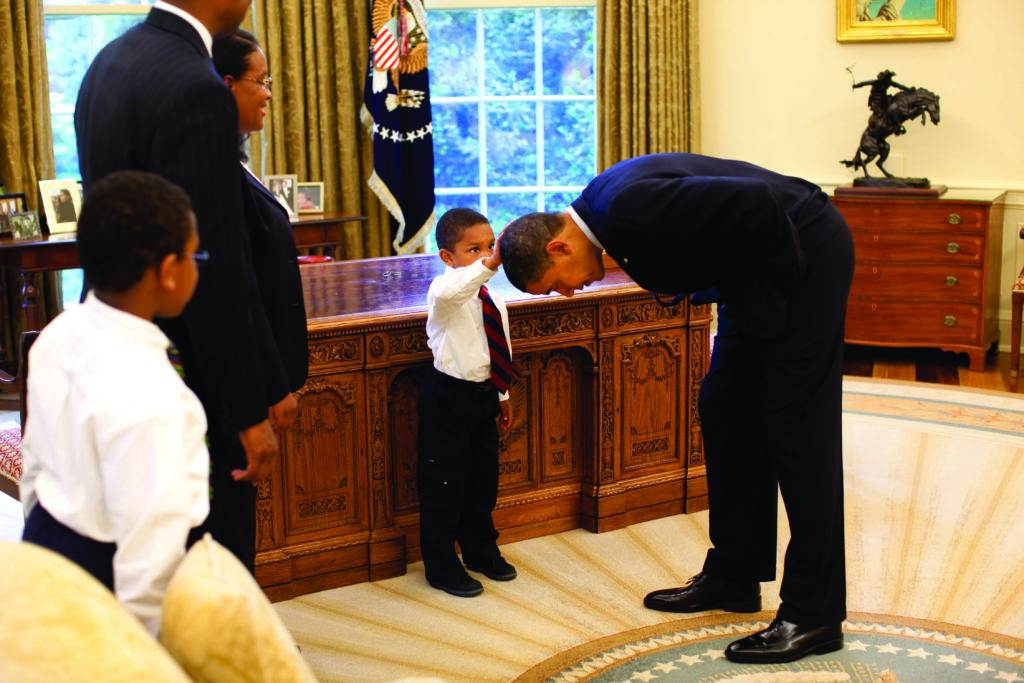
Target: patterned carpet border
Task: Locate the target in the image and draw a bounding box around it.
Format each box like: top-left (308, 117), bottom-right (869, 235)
top-left (516, 611), bottom-right (1024, 682)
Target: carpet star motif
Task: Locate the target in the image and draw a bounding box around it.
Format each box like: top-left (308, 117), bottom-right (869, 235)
top-left (630, 671), bottom-right (656, 682)
top-left (906, 647), bottom-right (932, 659)
top-left (965, 661), bottom-right (993, 674)
top-left (993, 672), bottom-right (1022, 683)
top-left (676, 653), bottom-right (703, 666)
top-left (846, 640), bottom-right (869, 651)
top-left (876, 643), bottom-right (903, 654)
top-left (937, 653), bottom-right (964, 666)
top-left (701, 648), bottom-right (726, 660)
top-left (653, 662), bottom-right (678, 674)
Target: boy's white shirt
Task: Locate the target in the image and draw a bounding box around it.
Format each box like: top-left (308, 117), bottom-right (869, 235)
top-left (425, 257), bottom-right (511, 401)
top-left (20, 292), bottom-right (210, 636)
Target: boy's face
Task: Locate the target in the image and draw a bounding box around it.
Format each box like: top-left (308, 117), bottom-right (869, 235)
top-left (439, 222), bottom-right (495, 268)
top-left (157, 214), bottom-right (201, 318)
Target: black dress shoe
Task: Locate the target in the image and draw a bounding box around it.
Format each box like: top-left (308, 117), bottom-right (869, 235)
top-left (427, 571), bottom-right (484, 597)
top-left (643, 572), bottom-right (761, 613)
top-left (725, 618), bottom-right (843, 664)
top-left (465, 556), bottom-right (517, 581)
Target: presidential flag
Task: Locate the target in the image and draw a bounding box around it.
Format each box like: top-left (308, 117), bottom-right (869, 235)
top-left (361, 0), bottom-right (435, 254)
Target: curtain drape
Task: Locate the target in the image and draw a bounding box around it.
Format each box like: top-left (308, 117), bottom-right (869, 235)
top-left (250, 1), bottom-right (390, 259)
top-left (597, 0), bottom-right (701, 171)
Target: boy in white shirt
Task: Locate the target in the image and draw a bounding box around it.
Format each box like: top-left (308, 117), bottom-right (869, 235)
top-left (20, 170), bottom-right (210, 636)
top-left (419, 208), bottom-right (516, 597)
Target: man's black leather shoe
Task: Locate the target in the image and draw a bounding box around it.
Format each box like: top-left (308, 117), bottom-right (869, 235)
top-left (465, 556), bottom-right (517, 581)
top-left (643, 572), bottom-right (761, 613)
top-left (725, 618), bottom-right (843, 663)
top-left (427, 572), bottom-right (484, 597)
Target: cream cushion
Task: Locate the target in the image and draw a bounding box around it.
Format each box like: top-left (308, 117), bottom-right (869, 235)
top-left (0, 540), bottom-right (190, 682)
top-left (160, 534), bottom-right (317, 683)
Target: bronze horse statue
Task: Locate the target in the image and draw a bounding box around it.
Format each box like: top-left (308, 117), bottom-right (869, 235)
top-left (842, 86), bottom-right (940, 178)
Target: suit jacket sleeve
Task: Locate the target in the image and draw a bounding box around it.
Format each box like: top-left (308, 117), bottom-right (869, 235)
top-left (152, 81), bottom-right (269, 431)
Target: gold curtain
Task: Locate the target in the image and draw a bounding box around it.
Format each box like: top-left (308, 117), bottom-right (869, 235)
top-left (0, 0), bottom-right (59, 373)
top-left (597, 0), bottom-right (701, 171)
top-left (250, 0), bottom-right (390, 259)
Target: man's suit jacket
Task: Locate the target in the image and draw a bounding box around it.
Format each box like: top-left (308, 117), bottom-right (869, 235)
top-left (75, 9), bottom-right (272, 446)
top-left (242, 169), bottom-right (308, 393)
top-left (570, 153), bottom-right (845, 338)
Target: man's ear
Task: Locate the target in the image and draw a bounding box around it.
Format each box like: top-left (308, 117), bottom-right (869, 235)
top-left (438, 248), bottom-right (456, 267)
top-left (544, 239), bottom-right (571, 257)
top-left (156, 252), bottom-right (179, 291)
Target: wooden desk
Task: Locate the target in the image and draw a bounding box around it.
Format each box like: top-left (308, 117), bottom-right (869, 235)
top-left (257, 254), bottom-right (712, 600)
top-left (0, 212), bottom-right (365, 361)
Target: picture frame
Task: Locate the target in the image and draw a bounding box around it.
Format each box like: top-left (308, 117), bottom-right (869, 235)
top-left (0, 192), bottom-right (28, 236)
top-left (38, 178), bottom-right (83, 234)
top-left (9, 211), bottom-right (43, 241)
top-left (296, 181), bottom-right (325, 214)
top-left (837, 0), bottom-right (955, 43)
top-left (265, 173), bottom-right (299, 217)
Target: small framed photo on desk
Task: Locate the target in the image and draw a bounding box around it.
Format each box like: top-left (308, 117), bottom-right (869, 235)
top-left (38, 178), bottom-right (82, 234)
top-left (296, 182), bottom-right (324, 214)
top-left (0, 192), bottom-right (27, 236)
top-left (265, 173), bottom-right (298, 217)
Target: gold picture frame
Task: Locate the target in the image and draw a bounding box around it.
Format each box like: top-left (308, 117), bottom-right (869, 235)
top-left (296, 182), bottom-right (325, 214)
top-left (837, 0), bottom-right (955, 43)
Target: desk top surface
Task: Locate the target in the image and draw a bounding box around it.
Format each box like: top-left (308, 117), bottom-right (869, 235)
top-left (301, 254), bottom-right (643, 326)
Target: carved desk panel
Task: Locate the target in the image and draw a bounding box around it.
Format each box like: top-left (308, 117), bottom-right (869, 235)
top-left (257, 254), bottom-right (711, 600)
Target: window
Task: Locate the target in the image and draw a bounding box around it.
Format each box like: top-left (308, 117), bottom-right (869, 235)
top-left (427, 1), bottom-right (596, 251)
top-left (43, 2), bottom-right (149, 306)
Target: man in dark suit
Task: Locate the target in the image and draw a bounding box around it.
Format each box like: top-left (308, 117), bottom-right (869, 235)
top-left (75, 0), bottom-right (296, 572)
top-left (500, 153), bottom-right (854, 664)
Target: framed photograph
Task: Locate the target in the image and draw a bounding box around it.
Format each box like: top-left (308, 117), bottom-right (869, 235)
top-left (296, 182), bottom-right (325, 214)
top-left (837, 0), bottom-right (955, 43)
top-left (9, 211), bottom-right (42, 241)
top-left (38, 178), bottom-right (83, 234)
top-left (265, 173), bottom-right (299, 217)
top-left (0, 192), bottom-right (28, 236)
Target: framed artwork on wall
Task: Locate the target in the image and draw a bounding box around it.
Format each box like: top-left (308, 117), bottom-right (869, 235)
top-left (296, 182), bottom-right (325, 214)
top-left (837, 0), bottom-right (955, 43)
top-left (38, 178), bottom-right (83, 234)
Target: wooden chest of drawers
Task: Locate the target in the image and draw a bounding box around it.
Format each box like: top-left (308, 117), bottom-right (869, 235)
top-left (832, 190), bottom-right (1005, 370)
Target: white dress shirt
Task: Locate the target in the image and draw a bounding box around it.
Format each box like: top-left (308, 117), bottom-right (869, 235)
top-left (20, 293), bottom-right (210, 635)
top-left (152, 0), bottom-right (213, 56)
top-left (426, 258), bottom-right (512, 401)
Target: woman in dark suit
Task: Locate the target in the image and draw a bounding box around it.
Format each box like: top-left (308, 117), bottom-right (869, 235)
top-left (213, 30), bottom-right (308, 402)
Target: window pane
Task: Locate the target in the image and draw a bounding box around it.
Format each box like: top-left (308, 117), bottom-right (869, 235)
top-left (541, 8), bottom-right (595, 96)
top-left (45, 13), bottom-right (145, 179)
top-left (428, 193), bottom-right (481, 253)
top-left (543, 191), bottom-right (579, 213)
top-left (486, 192), bottom-right (538, 231)
top-left (486, 102), bottom-right (536, 187)
top-left (544, 100), bottom-right (595, 187)
top-left (483, 9), bottom-right (535, 97)
top-left (433, 103), bottom-right (480, 189)
top-left (428, 10), bottom-right (478, 97)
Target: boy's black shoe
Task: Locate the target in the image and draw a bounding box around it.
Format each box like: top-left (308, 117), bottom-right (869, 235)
top-left (643, 571), bottom-right (761, 613)
top-left (724, 618), bottom-right (843, 663)
top-left (465, 556), bottom-right (517, 581)
top-left (427, 571), bottom-right (484, 598)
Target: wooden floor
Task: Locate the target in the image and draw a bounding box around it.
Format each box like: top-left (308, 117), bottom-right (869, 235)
top-left (843, 344), bottom-right (1023, 393)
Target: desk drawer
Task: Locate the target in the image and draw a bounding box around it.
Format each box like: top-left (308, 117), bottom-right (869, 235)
top-left (850, 264), bottom-right (982, 301)
top-left (852, 230), bottom-right (983, 264)
top-left (837, 202), bottom-right (987, 233)
top-left (846, 300), bottom-right (980, 345)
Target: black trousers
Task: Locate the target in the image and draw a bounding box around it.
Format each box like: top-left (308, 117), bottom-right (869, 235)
top-left (417, 368), bottom-right (501, 581)
top-left (699, 207), bottom-right (854, 627)
top-left (23, 503), bottom-right (116, 591)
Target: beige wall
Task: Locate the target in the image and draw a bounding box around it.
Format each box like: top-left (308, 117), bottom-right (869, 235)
top-left (699, 0), bottom-right (1024, 348)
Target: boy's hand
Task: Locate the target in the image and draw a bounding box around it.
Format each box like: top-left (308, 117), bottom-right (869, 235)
top-left (269, 392), bottom-right (298, 431)
top-left (234, 419), bottom-right (279, 482)
top-left (482, 232), bottom-right (502, 271)
top-left (498, 399), bottom-right (513, 432)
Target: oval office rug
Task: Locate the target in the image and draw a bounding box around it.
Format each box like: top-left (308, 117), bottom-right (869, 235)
top-left (519, 610), bottom-right (1024, 682)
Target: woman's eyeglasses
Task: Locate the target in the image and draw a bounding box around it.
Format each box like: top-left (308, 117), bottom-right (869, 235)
top-left (192, 250), bottom-right (210, 264)
top-left (239, 75), bottom-right (272, 92)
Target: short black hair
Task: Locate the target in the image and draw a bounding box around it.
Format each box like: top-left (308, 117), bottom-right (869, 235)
top-left (435, 207), bottom-right (490, 251)
top-left (77, 171), bottom-right (194, 293)
top-left (498, 212), bottom-right (565, 291)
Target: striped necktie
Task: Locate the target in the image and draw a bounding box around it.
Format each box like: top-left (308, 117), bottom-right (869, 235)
top-left (478, 285), bottom-right (514, 393)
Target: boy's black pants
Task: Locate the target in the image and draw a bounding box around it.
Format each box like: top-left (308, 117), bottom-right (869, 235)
top-left (417, 367), bottom-right (501, 581)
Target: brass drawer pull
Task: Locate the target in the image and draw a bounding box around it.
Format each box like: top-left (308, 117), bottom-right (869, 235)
top-left (943, 315), bottom-right (957, 327)
top-left (945, 275), bottom-right (958, 286)
top-left (946, 241), bottom-right (960, 254)
top-left (947, 213), bottom-right (961, 225)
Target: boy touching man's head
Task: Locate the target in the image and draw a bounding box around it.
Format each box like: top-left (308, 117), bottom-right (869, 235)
top-left (436, 207), bottom-right (501, 272)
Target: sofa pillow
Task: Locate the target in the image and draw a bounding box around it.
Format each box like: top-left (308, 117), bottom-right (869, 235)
top-left (0, 540), bottom-right (190, 682)
top-left (160, 534), bottom-right (317, 683)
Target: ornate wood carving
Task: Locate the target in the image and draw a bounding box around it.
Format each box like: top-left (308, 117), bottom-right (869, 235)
top-left (255, 477), bottom-right (275, 551)
top-left (388, 330), bottom-right (429, 357)
top-left (511, 309), bottom-right (594, 341)
top-left (599, 342), bottom-right (615, 482)
top-left (389, 368), bottom-right (424, 516)
top-left (688, 326), bottom-right (708, 467)
top-left (538, 351), bottom-right (579, 483)
top-left (308, 337), bottom-right (361, 372)
top-left (621, 333), bottom-right (682, 471)
top-left (368, 334), bottom-right (386, 358)
top-left (368, 370), bottom-right (393, 529)
top-left (498, 355), bottom-right (532, 489)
